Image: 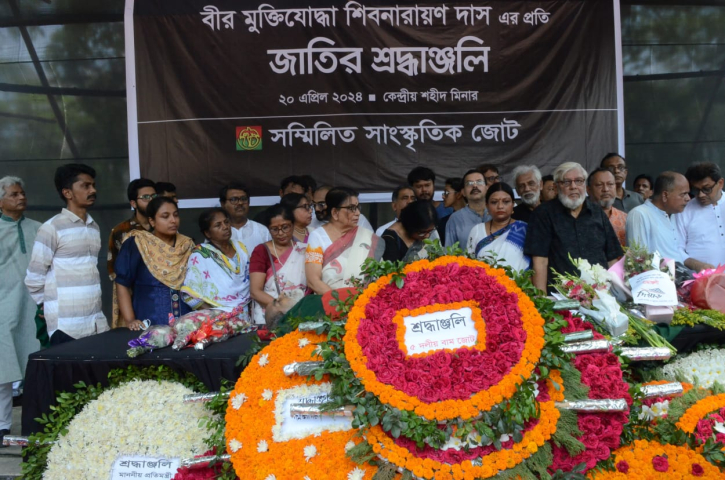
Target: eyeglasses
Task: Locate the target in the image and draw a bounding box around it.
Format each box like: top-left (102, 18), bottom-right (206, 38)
top-left (607, 165), bottom-right (627, 173)
top-left (691, 184), bottom-right (716, 196)
top-left (295, 203), bottom-right (314, 211)
top-left (558, 179), bottom-right (586, 187)
top-left (313, 202), bottom-right (326, 210)
top-left (226, 196), bottom-right (249, 205)
top-left (442, 191), bottom-right (452, 197)
top-left (466, 180), bottom-right (485, 187)
top-left (485, 175), bottom-right (501, 183)
top-left (415, 227), bottom-right (436, 238)
top-left (269, 224), bottom-right (292, 235)
top-left (339, 204), bottom-right (360, 213)
top-left (137, 194), bottom-right (158, 201)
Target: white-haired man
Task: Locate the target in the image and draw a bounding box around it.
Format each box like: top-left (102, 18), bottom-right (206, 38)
top-left (524, 162), bottom-right (623, 292)
top-left (0, 176), bottom-right (41, 446)
top-left (511, 165), bottom-right (543, 223)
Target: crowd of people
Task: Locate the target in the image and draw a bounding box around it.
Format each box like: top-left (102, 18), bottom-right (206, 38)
top-left (1, 154), bottom-right (724, 443)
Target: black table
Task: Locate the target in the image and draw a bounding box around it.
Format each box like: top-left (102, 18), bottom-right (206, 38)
top-left (22, 328), bottom-right (255, 435)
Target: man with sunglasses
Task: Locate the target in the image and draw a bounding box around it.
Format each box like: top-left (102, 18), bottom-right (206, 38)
top-left (107, 178), bottom-right (157, 327)
top-left (627, 172), bottom-right (714, 272)
top-left (220, 182), bottom-right (271, 253)
top-left (675, 163), bottom-right (725, 268)
top-left (600, 153), bottom-right (644, 213)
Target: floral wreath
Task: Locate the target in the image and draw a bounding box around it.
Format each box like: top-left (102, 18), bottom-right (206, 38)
top-left (677, 393), bottom-right (725, 443)
top-left (344, 256), bottom-right (546, 421)
top-left (588, 440), bottom-right (721, 479)
top-left (225, 330), bottom-right (376, 480)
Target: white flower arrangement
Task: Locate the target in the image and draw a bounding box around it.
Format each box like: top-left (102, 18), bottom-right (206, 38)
top-left (662, 349), bottom-right (725, 387)
top-left (298, 338), bottom-right (310, 348)
top-left (258, 353), bottom-right (270, 367)
top-left (303, 444), bottom-right (317, 462)
top-left (345, 441), bottom-right (356, 452)
top-left (231, 392), bottom-right (247, 410)
top-left (43, 380), bottom-right (213, 480)
top-left (271, 382), bottom-right (353, 442)
top-left (348, 467), bottom-right (366, 480)
top-left (257, 440), bottom-right (268, 452)
top-left (261, 389), bottom-right (273, 401)
top-left (639, 401), bottom-right (669, 421)
top-left (228, 439), bottom-right (242, 453)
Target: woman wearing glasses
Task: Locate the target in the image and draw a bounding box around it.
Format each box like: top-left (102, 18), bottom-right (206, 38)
top-left (280, 193), bottom-right (314, 243)
top-left (249, 204), bottom-right (308, 325)
top-left (467, 182), bottom-right (530, 272)
top-left (305, 187), bottom-right (384, 294)
top-left (116, 197), bottom-right (195, 330)
top-left (181, 208), bottom-right (256, 329)
top-left (382, 200), bottom-right (438, 262)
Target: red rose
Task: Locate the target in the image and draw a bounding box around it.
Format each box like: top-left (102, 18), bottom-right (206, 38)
top-left (692, 463), bottom-right (705, 477)
top-left (652, 456), bottom-right (669, 472)
top-left (616, 461), bottom-right (629, 473)
top-left (696, 419), bottom-right (714, 441)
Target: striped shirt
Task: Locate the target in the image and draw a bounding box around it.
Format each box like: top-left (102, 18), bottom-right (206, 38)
top-left (25, 208), bottom-right (108, 339)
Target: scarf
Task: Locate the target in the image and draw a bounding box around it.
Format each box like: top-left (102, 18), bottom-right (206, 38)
top-left (128, 230), bottom-right (194, 289)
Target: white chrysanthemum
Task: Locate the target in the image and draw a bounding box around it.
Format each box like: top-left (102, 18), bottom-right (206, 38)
top-left (348, 467), bottom-right (366, 480)
top-left (229, 439), bottom-right (242, 453)
top-left (257, 440), bottom-right (268, 452)
top-left (231, 392), bottom-right (247, 410)
top-left (258, 353), bottom-right (270, 367)
top-left (264, 475), bottom-right (276, 480)
top-left (261, 389), bottom-right (273, 401)
top-left (345, 441), bottom-right (356, 452)
top-left (43, 380), bottom-right (214, 480)
top-left (303, 444), bottom-right (317, 462)
top-left (661, 349), bottom-right (725, 387)
top-left (298, 338), bottom-right (310, 348)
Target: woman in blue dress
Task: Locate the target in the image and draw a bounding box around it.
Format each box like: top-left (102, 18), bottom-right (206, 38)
top-left (115, 196), bottom-right (195, 330)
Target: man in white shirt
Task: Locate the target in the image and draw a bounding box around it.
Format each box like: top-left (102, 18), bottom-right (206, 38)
top-left (626, 172), bottom-right (713, 271)
top-left (677, 163), bottom-right (725, 267)
top-left (375, 186), bottom-right (416, 236)
top-left (219, 183), bottom-right (271, 252)
top-left (25, 164), bottom-right (108, 344)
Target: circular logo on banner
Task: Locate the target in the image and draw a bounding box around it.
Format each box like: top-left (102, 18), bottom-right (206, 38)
top-left (236, 126), bottom-right (262, 151)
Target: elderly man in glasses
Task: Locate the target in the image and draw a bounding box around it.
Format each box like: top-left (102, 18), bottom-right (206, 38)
top-left (627, 172), bottom-right (714, 272)
top-left (444, 169), bottom-right (492, 248)
top-left (107, 178), bottom-right (157, 327)
top-left (220, 182), bottom-right (271, 253)
top-left (524, 162), bottom-right (623, 293)
top-left (675, 163), bottom-right (725, 268)
top-left (600, 153), bottom-right (644, 213)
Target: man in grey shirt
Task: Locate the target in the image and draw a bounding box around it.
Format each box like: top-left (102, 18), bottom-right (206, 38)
top-left (600, 153), bottom-right (644, 213)
top-left (445, 169), bottom-right (492, 247)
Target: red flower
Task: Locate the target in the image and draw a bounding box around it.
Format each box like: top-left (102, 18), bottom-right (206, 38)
top-left (616, 460), bottom-right (629, 473)
top-left (652, 455), bottom-right (669, 472)
top-left (692, 463), bottom-right (705, 477)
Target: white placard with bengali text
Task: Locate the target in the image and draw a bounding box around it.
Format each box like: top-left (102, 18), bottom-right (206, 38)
top-left (404, 307), bottom-right (477, 355)
top-left (110, 455), bottom-right (180, 480)
top-left (274, 383), bottom-right (353, 441)
top-left (629, 270), bottom-right (678, 306)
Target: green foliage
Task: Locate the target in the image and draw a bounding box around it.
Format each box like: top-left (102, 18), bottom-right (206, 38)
top-left (236, 334), bottom-right (267, 368)
top-left (550, 463), bottom-right (588, 480)
top-left (552, 410), bottom-right (586, 456)
top-left (21, 365), bottom-right (207, 480)
top-left (346, 440), bottom-right (376, 464)
top-left (199, 380), bottom-right (238, 480)
top-left (560, 363), bottom-right (590, 402)
top-left (372, 461), bottom-right (398, 480)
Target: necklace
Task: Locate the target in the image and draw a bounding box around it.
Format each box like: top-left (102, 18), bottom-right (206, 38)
top-left (271, 241), bottom-right (287, 267)
top-left (294, 226), bottom-right (307, 237)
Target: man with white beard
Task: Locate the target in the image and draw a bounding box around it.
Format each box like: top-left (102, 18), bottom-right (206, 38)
top-left (511, 165), bottom-right (543, 223)
top-left (524, 162), bottom-right (623, 292)
top-left (587, 168), bottom-right (627, 246)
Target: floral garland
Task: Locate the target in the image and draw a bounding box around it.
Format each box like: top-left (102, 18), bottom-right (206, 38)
top-left (225, 330), bottom-right (376, 480)
top-left (43, 380), bottom-right (213, 480)
top-left (344, 256), bottom-right (545, 421)
top-left (587, 440), bottom-right (721, 479)
top-left (550, 313), bottom-right (631, 472)
top-left (677, 393), bottom-right (725, 435)
top-left (391, 300), bottom-right (486, 358)
top-left (662, 349), bottom-right (725, 388)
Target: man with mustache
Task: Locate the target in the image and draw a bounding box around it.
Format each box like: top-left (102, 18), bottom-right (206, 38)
top-left (0, 176), bottom-right (41, 447)
top-left (601, 153), bottom-right (644, 213)
top-left (220, 182), bottom-right (271, 252)
top-left (524, 162), bottom-right (623, 292)
top-left (25, 164), bottom-right (108, 344)
top-left (408, 166), bottom-right (452, 220)
top-left (511, 165), bottom-right (543, 223)
top-left (676, 163), bottom-right (725, 268)
top-left (587, 168), bottom-right (627, 246)
top-left (444, 169), bottom-right (492, 247)
top-left (627, 172), bottom-right (714, 272)
top-left (107, 178), bottom-right (157, 328)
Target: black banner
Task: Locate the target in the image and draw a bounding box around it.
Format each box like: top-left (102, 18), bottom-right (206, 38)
top-left (131, 0), bottom-right (618, 199)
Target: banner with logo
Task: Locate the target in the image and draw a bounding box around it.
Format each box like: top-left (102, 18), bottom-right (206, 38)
top-left (128, 0), bottom-right (619, 200)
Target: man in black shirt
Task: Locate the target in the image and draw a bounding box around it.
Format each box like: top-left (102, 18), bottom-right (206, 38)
top-left (524, 162), bottom-right (623, 292)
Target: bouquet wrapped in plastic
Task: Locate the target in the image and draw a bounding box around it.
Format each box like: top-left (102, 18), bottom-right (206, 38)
top-left (171, 310), bottom-right (225, 350)
top-left (126, 325), bottom-right (176, 358)
top-left (187, 305), bottom-right (256, 350)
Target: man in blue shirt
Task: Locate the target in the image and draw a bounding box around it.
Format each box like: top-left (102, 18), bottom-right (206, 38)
top-left (445, 169), bottom-right (492, 247)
